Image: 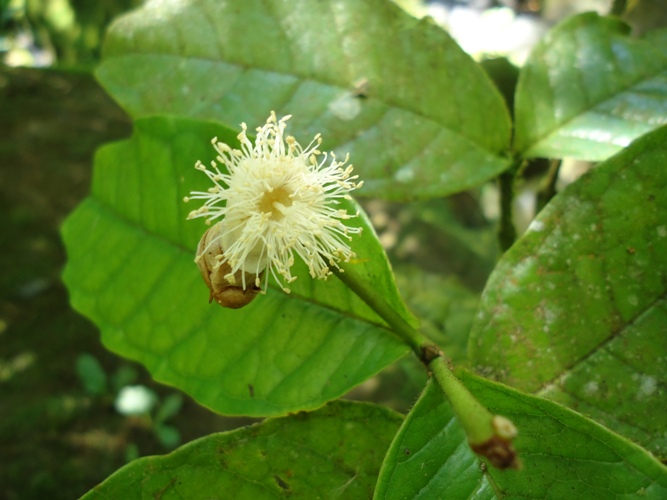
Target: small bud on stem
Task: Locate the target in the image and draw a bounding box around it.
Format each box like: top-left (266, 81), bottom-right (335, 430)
top-left (195, 223), bottom-right (262, 309)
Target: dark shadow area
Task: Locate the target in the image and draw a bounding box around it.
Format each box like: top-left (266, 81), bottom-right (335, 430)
top-left (0, 67), bottom-right (253, 500)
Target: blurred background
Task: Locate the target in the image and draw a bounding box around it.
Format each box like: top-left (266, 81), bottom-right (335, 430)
top-left (1, 0), bottom-right (666, 498)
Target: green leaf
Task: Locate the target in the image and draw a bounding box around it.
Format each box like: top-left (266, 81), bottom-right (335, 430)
top-left (374, 378), bottom-right (495, 500)
top-left (124, 443), bottom-right (140, 463)
top-left (83, 400), bottom-right (402, 499)
top-left (155, 394), bottom-right (183, 425)
top-left (96, 0), bottom-right (511, 200)
top-left (470, 125), bottom-right (667, 456)
top-left (154, 424), bottom-right (181, 449)
top-left (62, 116), bottom-right (412, 417)
top-left (375, 373), bottom-right (667, 499)
top-left (514, 13), bottom-right (667, 160)
top-left (76, 353), bottom-right (107, 396)
top-left (645, 28), bottom-right (667, 54)
top-left (110, 365), bottom-right (138, 393)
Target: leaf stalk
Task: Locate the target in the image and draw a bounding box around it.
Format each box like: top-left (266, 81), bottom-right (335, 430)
top-left (334, 265), bottom-right (520, 469)
top-left (497, 160), bottom-right (522, 252)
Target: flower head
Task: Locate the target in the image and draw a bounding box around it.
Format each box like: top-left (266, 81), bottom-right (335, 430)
top-left (185, 112), bottom-right (363, 296)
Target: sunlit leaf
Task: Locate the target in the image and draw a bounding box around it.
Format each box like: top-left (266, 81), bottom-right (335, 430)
top-left (83, 400), bottom-right (402, 499)
top-left (62, 116), bottom-right (412, 417)
top-left (514, 13), bottom-right (667, 160)
top-left (470, 125), bottom-right (667, 456)
top-left (96, 0), bottom-right (512, 200)
top-left (375, 373), bottom-right (667, 499)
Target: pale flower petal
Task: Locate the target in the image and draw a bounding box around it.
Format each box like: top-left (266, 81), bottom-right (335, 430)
top-left (186, 112), bottom-right (363, 294)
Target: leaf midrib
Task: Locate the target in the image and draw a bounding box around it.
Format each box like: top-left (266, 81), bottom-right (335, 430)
top-left (518, 40), bottom-right (667, 156)
top-left (99, 51), bottom-right (504, 156)
top-left (536, 293), bottom-right (667, 394)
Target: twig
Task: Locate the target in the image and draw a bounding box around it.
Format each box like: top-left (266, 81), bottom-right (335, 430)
top-left (536, 159), bottom-right (561, 213)
top-left (497, 161), bottom-right (522, 252)
top-left (334, 266), bottom-right (519, 469)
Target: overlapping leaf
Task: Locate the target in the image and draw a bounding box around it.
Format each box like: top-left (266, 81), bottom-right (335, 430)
top-left (83, 400), bottom-right (403, 499)
top-left (470, 126), bottom-right (667, 455)
top-left (514, 13), bottom-right (667, 160)
top-left (95, 0), bottom-right (512, 200)
top-left (62, 116), bottom-right (413, 417)
top-left (375, 373), bottom-right (667, 499)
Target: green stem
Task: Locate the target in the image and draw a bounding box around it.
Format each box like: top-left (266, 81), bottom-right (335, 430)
top-left (430, 357), bottom-right (494, 445)
top-left (335, 264), bottom-right (519, 467)
top-left (497, 162), bottom-right (521, 252)
top-left (610, 0), bottom-right (627, 16)
top-left (332, 267), bottom-right (427, 357)
top-left (536, 159), bottom-right (561, 213)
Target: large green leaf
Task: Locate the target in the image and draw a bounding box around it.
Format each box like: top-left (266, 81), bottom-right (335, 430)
top-left (514, 13), bottom-right (667, 160)
top-left (375, 373), bottom-right (667, 499)
top-left (469, 125), bottom-right (667, 456)
top-left (95, 0), bottom-right (512, 200)
top-left (62, 116), bottom-right (413, 417)
top-left (83, 400), bottom-right (403, 499)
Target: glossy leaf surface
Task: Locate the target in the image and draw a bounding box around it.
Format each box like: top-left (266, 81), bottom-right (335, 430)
top-left (62, 116), bottom-right (412, 417)
top-left (470, 125), bottom-right (667, 456)
top-left (375, 373), bottom-right (667, 499)
top-left (514, 13), bottom-right (667, 160)
top-left (84, 400), bottom-right (403, 499)
top-left (96, 0), bottom-right (512, 200)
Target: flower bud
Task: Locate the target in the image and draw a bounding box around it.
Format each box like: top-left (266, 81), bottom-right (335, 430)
top-left (195, 222), bottom-right (262, 309)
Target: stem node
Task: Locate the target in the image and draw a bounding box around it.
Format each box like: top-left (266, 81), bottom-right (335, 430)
top-left (334, 263), bottom-right (520, 470)
top-left (420, 343), bottom-right (443, 365)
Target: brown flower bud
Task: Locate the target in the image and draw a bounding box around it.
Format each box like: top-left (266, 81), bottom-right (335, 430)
top-left (195, 223), bottom-right (262, 309)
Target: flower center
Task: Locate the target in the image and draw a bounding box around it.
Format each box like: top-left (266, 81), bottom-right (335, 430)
top-left (258, 186), bottom-right (293, 221)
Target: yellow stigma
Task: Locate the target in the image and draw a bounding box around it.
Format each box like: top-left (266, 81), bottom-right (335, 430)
top-left (258, 185), bottom-right (293, 221)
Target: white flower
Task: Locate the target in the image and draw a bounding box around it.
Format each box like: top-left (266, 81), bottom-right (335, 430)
top-left (185, 112), bottom-right (363, 294)
top-left (114, 385), bottom-right (157, 416)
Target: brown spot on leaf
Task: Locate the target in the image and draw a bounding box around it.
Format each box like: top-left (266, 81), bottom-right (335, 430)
top-left (153, 477), bottom-right (178, 500)
top-left (274, 475), bottom-right (290, 490)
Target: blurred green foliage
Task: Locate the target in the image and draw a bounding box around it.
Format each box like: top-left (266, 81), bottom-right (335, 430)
top-left (1, 0), bottom-right (142, 67)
